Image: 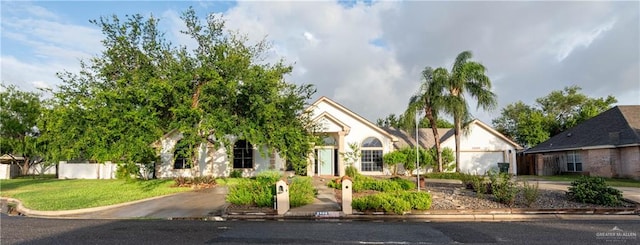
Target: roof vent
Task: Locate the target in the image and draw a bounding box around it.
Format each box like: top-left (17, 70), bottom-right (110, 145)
top-left (609, 132), bottom-right (620, 145)
top-left (566, 133), bottom-right (572, 137)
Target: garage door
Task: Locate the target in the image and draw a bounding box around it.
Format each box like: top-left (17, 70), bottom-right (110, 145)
top-left (459, 151), bottom-right (505, 175)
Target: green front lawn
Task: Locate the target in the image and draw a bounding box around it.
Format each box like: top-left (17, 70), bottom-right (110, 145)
top-left (517, 175), bottom-right (640, 188)
top-left (0, 179), bottom-right (191, 211)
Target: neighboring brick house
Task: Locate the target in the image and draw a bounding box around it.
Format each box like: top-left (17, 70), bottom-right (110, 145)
top-left (526, 106), bottom-right (640, 180)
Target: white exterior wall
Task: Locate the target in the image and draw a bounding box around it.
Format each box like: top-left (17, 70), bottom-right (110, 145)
top-left (311, 100), bottom-right (394, 176)
top-left (0, 164), bottom-right (11, 179)
top-left (155, 130), bottom-right (287, 178)
top-left (440, 122), bottom-right (519, 175)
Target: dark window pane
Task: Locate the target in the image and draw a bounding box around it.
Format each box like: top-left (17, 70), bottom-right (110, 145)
top-left (233, 140), bottom-right (253, 169)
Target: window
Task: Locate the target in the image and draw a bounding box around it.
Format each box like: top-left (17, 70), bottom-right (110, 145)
top-left (173, 141), bottom-right (191, 169)
top-left (361, 137), bottom-right (383, 172)
top-left (233, 140), bottom-right (253, 169)
top-left (567, 151), bottom-right (582, 172)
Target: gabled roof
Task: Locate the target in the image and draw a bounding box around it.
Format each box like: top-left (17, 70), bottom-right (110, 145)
top-left (384, 127), bottom-right (451, 149)
top-left (526, 105), bottom-right (640, 154)
top-left (307, 96), bottom-right (398, 141)
top-left (384, 119), bottom-right (522, 150)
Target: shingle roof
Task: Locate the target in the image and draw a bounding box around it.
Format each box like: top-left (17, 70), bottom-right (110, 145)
top-left (383, 127), bottom-right (453, 149)
top-left (526, 105), bottom-right (640, 153)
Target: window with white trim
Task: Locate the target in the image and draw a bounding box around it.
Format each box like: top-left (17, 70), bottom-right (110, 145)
top-left (233, 140), bottom-right (254, 169)
top-left (566, 151), bottom-right (582, 172)
top-left (361, 137), bottom-right (383, 172)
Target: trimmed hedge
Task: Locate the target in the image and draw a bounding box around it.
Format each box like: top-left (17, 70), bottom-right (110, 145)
top-left (352, 191), bottom-right (432, 214)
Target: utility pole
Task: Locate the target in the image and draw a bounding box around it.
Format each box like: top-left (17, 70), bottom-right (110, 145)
top-left (416, 108), bottom-right (420, 191)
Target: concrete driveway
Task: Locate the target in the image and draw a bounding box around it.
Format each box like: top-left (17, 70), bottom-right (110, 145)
top-left (532, 180), bottom-right (640, 204)
top-left (59, 186), bottom-right (229, 219)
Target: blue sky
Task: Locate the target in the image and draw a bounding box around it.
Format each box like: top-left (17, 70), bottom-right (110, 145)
top-left (2, 1), bottom-right (639, 124)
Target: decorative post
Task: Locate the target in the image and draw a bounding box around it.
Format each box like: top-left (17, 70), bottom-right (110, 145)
top-left (275, 179), bottom-right (290, 215)
top-left (341, 176), bottom-right (353, 215)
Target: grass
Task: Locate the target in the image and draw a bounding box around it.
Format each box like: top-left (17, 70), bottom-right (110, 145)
top-left (0, 178), bottom-right (191, 211)
top-left (517, 175), bottom-right (640, 188)
top-left (215, 177), bottom-right (243, 187)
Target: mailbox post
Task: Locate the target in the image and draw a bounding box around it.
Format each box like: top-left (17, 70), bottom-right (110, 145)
top-left (341, 177), bottom-right (353, 215)
top-left (275, 179), bottom-right (290, 215)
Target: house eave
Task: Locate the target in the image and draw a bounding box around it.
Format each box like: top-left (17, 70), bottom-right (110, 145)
top-left (525, 143), bottom-right (640, 154)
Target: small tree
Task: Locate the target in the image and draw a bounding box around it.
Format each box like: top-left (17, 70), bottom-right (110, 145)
top-left (383, 151), bottom-right (407, 176)
top-left (0, 84), bottom-right (47, 175)
top-left (341, 142), bottom-right (361, 168)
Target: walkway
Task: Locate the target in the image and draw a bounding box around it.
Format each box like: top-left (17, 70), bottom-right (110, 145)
top-left (286, 177), bottom-right (341, 216)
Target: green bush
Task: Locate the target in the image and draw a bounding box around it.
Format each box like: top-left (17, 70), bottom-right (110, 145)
top-left (226, 179), bottom-right (256, 206)
top-left (521, 180), bottom-right (540, 207)
top-left (396, 191), bottom-right (432, 210)
top-left (488, 170), bottom-right (517, 206)
top-left (174, 176), bottom-right (216, 187)
top-left (116, 162), bottom-right (140, 180)
top-left (568, 176), bottom-right (623, 206)
top-left (256, 170), bottom-right (283, 184)
top-left (289, 177), bottom-right (316, 207)
top-left (227, 173), bottom-right (279, 208)
top-left (345, 165), bottom-right (360, 179)
top-left (352, 191), bottom-right (431, 214)
top-left (425, 172), bottom-right (463, 180)
top-left (390, 177), bottom-right (415, 190)
top-left (327, 178), bottom-right (342, 189)
top-left (470, 175), bottom-right (487, 198)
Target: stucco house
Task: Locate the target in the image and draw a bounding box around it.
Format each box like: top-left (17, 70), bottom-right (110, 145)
top-left (385, 120), bottom-right (523, 175)
top-left (154, 96), bottom-right (522, 178)
top-left (525, 105), bottom-right (640, 180)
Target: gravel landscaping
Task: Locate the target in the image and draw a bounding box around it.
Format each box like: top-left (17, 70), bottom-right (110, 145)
top-left (421, 183), bottom-right (636, 210)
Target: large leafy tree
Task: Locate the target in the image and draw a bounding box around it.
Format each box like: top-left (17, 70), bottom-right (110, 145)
top-left (493, 86), bottom-right (616, 148)
top-left (439, 51), bottom-right (497, 172)
top-left (0, 85), bottom-right (47, 174)
top-left (46, 8), bottom-right (317, 176)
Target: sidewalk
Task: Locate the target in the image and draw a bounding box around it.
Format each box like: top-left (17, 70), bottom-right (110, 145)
top-left (285, 177), bottom-right (341, 217)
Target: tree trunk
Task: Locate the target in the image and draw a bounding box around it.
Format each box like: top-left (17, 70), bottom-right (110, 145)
top-left (454, 116), bottom-right (461, 173)
top-left (424, 106), bottom-right (443, 172)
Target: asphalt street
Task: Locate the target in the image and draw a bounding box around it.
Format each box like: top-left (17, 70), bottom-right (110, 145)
top-left (2, 214), bottom-right (639, 244)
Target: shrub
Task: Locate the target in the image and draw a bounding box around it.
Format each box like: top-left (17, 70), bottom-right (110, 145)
top-left (227, 173), bottom-right (279, 208)
top-left (256, 170), bottom-right (283, 185)
top-left (352, 191), bottom-right (431, 214)
top-left (567, 176), bottom-right (622, 206)
top-left (390, 177), bottom-right (415, 190)
top-left (289, 177), bottom-right (316, 207)
top-left (226, 179), bottom-right (256, 206)
top-left (425, 172), bottom-right (462, 180)
top-left (116, 162), bottom-right (140, 180)
top-left (521, 180), bottom-right (540, 207)
top-left (354, 178), bottom-right (403, 192)
top-left (488, 170), bottom-right (517, 206)
top-left (470, 175), bottom-right (487, 198)
top-left (174, 176), bottom-right (216, 187)
top-left (345, 165), bottom-right (360, 179)
top-left (230, 170), bottom-right (243, 178)
top-left (327, 178), bottom-right (342, 189)
top-left (396, 191), bottom-right (432, 210)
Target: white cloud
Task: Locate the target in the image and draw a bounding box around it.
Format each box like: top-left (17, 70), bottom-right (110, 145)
top-left (549, 18), bottom-right (617, 62)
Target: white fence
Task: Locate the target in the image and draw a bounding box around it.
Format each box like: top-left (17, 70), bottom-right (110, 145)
top-left (58, 161), bottom-right (117, 179)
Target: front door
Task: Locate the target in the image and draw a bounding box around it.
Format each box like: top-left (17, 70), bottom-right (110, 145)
top-left (317, 148), bottom-right (334, 176)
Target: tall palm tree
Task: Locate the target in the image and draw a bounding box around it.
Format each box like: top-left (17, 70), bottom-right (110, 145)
top-left (403, 66), bottom-right (448, 172)
top-left (442, 51), bottom-right (497, 172)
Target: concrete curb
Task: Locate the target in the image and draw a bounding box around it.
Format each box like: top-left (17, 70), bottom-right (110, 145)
top-left (1, 193), bottom-right (178, 217)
